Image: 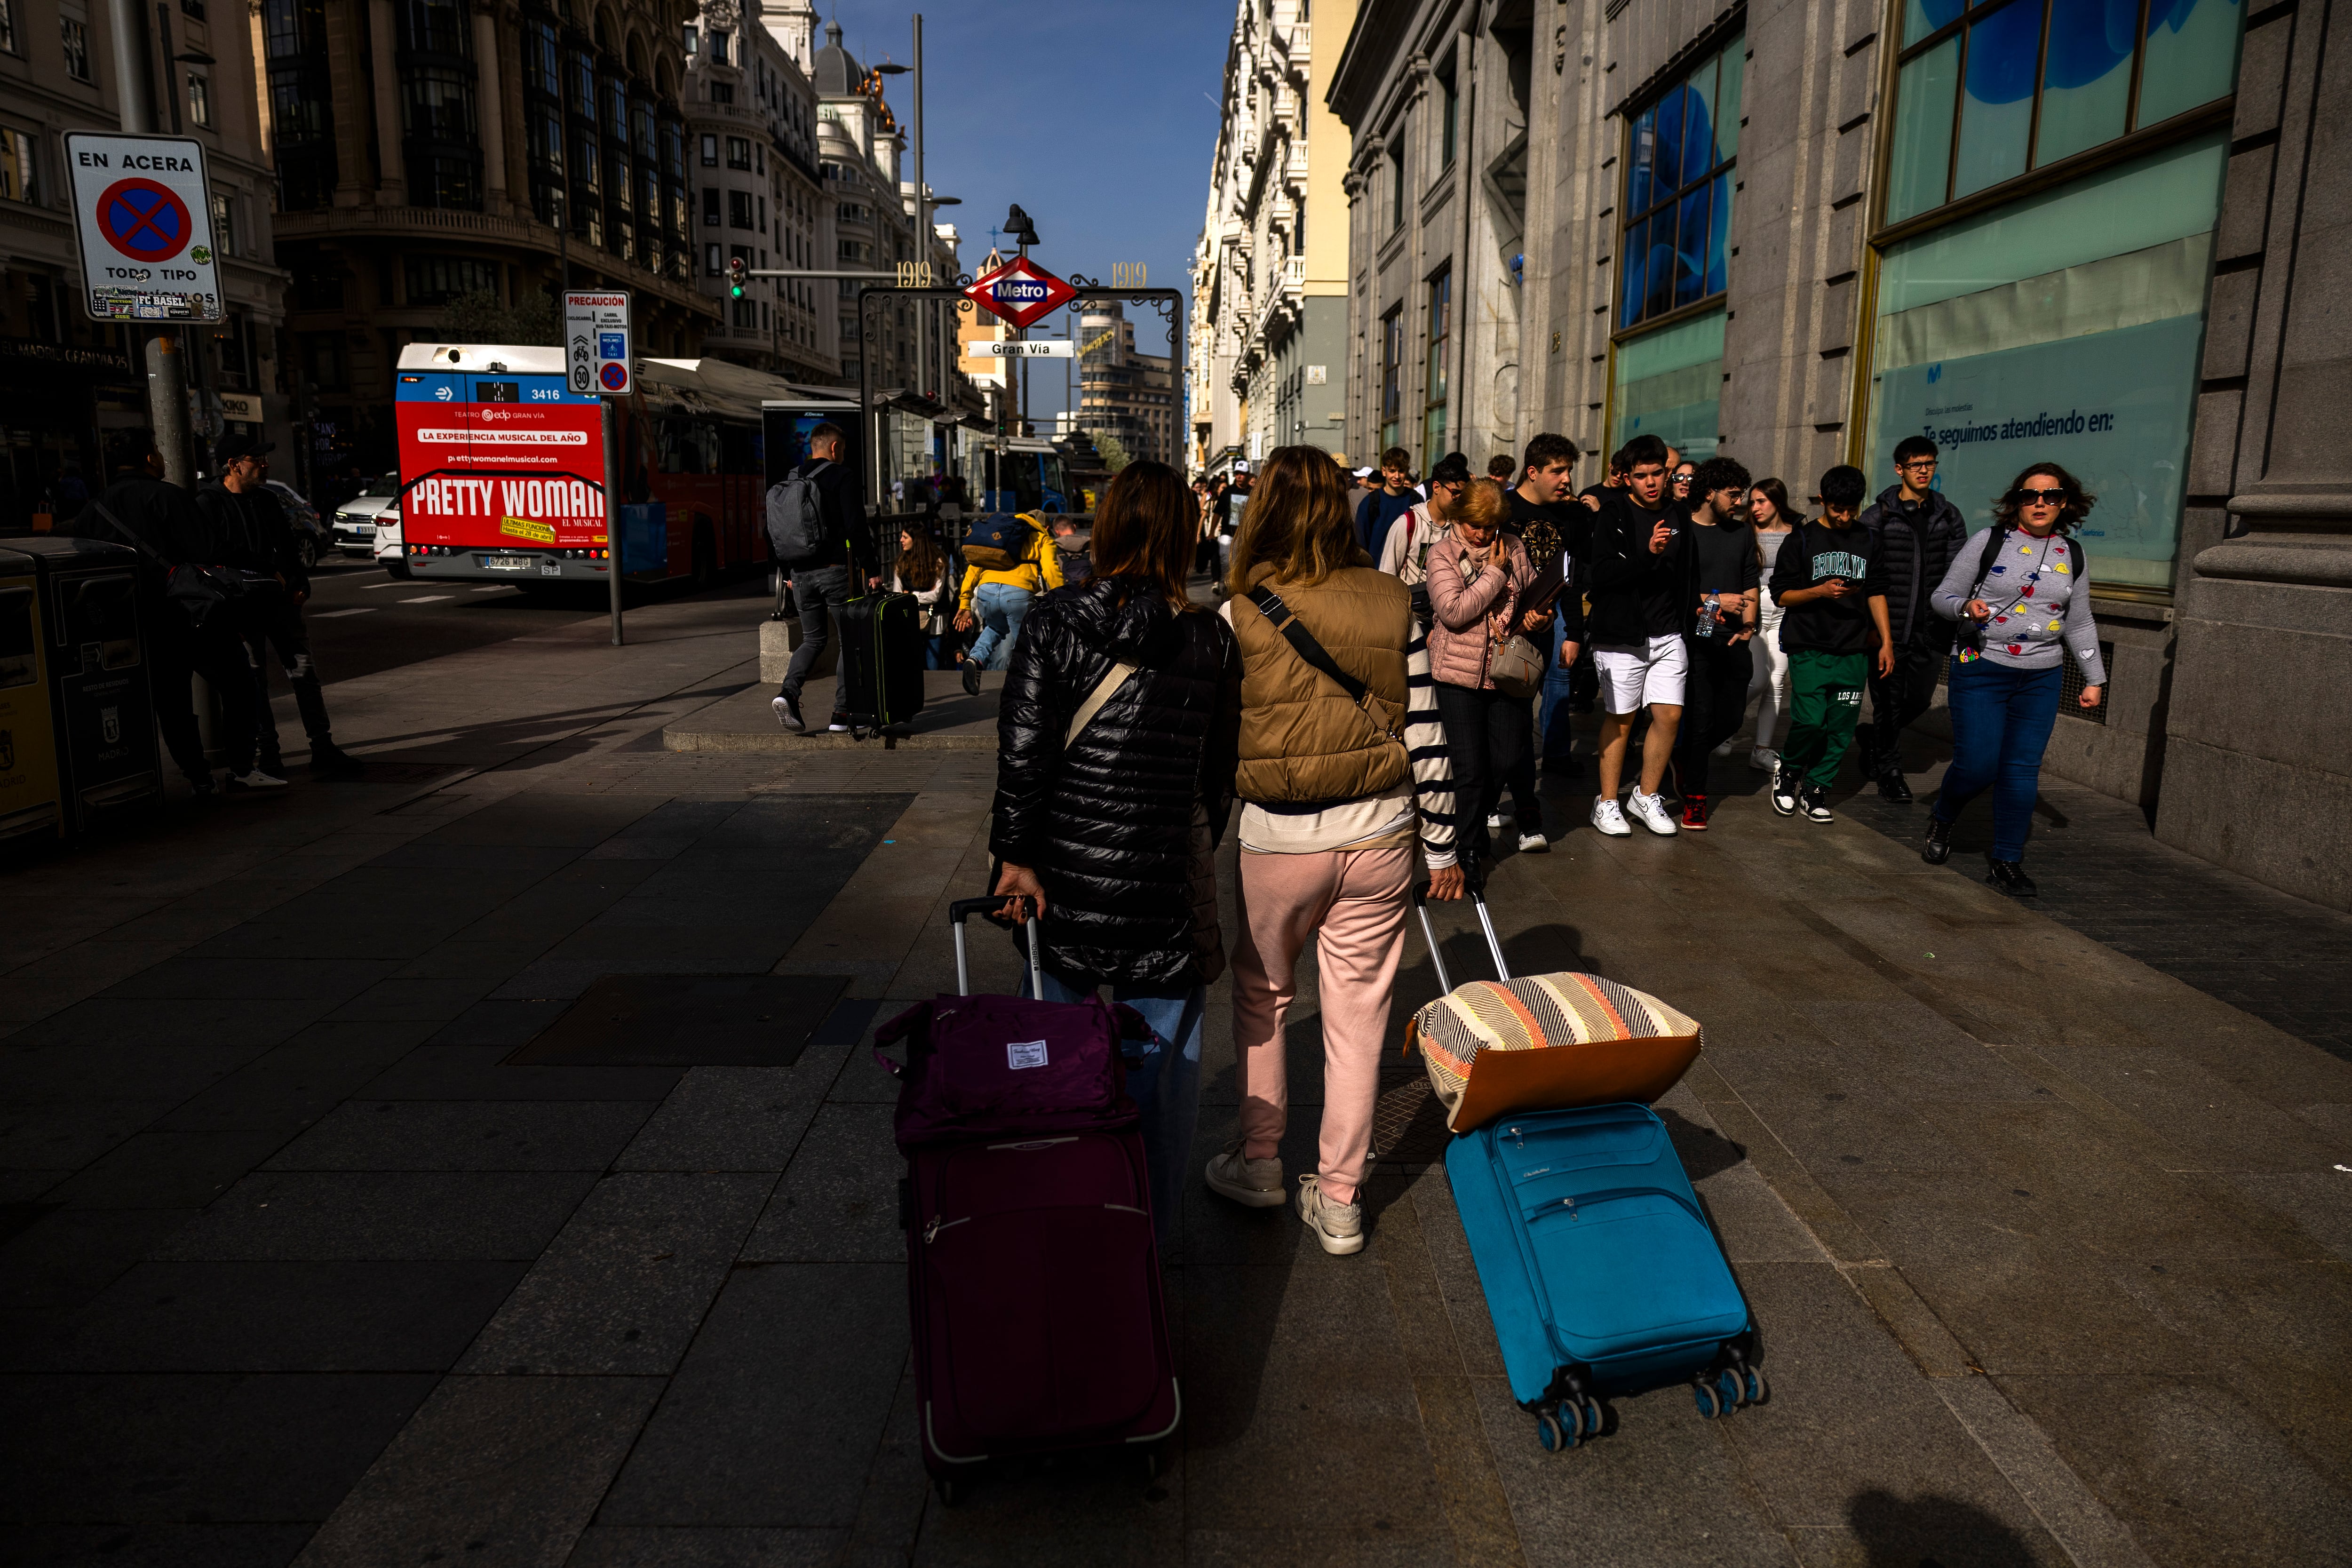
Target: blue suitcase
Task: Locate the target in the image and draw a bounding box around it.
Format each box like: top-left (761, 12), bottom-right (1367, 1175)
top-left (1417, 888), bottom-right (1764, 1451)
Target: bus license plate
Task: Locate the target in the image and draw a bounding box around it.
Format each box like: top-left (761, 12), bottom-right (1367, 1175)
top-left (483, 555), bottom-right (534, 571)
top-left (539, 560), bottom-right (562, 577)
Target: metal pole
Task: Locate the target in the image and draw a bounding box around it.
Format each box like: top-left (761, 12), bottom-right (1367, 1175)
top-left (107, 0), bottom-right (155, 132)
top-left (912, 14), bottom-right (925, 400)
top-left (145, 330), bottom-right (192, 487)
top-left (603, 399), bottom-right (624, 645)
top-left (109, 0), bottom-right (200, 490)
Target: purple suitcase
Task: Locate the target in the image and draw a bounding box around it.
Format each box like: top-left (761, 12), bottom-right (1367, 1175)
top-left (876, 897), bottom-right (1181, 1503)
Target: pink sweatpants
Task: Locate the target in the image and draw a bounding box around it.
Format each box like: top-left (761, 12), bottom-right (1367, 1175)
top-left (1230, 844), bottom-right (1413, 1205)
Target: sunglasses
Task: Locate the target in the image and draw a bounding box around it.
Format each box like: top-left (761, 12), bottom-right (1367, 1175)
top-left (2012, 487), bottom-right (2067, 506)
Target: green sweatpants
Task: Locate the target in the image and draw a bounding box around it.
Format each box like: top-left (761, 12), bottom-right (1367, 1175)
top-left (1782, 649), bottom-right (1868, 788)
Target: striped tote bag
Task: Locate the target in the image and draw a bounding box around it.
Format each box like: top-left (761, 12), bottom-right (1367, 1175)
top-left (1407, 972), bottom-right (1703, 1134)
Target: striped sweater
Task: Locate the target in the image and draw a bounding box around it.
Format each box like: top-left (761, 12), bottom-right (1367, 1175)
top-left (1217, 602), bottom-right (1459, 868)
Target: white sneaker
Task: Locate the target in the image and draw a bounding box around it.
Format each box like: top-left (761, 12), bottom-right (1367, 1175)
top-left (1296, 1175), bottom-right (1364, 1255)
top-left (1486, 812), bottom-right (1505, 832)
top-left (1590, 798), bottom-right (1632, 836)
top-left (1749, 746), bottom-right (1780, 773)
top-left (1713, 738), bottom-right (1738, 756)
top-left (772, 693), bottom-right (805, 733)
top-left (226, 769), bottom-right (288, 792)
top-left (1517, 831), bottom-right (1549, 853)
top-left (1204, 1142), bottom-right (1286, 1208)
top-left (1627, 789), bottom-right (1679, 836)
top-left (826, 721), bottom-right (851, 733)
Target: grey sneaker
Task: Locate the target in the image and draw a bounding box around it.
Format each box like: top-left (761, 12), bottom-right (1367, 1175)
top-left (1296, 1174), bottom-right (1365, 1255)
top-left (1205, 1142), bottom-right (1286, 1209)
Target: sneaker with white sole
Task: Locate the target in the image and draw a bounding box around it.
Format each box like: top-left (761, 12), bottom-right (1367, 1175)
top-left (225, 769), bottom-right (288, 792)
top-left (826, 719), bottom-right (851, 733)
top-left (772, 693), bottom-right (805, 733)
top-left (1770, 764), bottom-right (1800, 816)
top-left (1800, 784), bottom-right (1835, 823)
top-left (1485, 812), bottom-right (1505, 833)
top-left (1204, 1143), bottom-right (1286, 1208)
top-left (1590, 797), bottom-right (1632, 836)
top-left (1627, 789), bottom-right (1679, 836)
top-left (1749, 746), bottom-right (1780, 773)
top-left (1517, 830), bottom-right (1549, 853)
top-left (1295, 1174), bottom-right (1365, 1255)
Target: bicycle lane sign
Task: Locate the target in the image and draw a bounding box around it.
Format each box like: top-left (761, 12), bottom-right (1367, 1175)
top-left (64, 132), bottom-right (222, 323)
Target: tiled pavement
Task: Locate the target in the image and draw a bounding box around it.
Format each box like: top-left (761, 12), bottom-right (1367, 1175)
top-left (1, 591), bottom-right (2348, 1566)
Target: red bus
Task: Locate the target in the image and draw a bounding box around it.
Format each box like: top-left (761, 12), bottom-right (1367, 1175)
top-left (392, 342), bottom-right (833, 590)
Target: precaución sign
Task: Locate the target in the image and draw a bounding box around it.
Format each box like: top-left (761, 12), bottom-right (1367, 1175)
top-left (64, 133), bottom-right (222, 324)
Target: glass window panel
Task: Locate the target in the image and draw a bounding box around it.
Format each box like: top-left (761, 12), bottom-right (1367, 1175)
top-left (1680, 58), bottom-right (1720, 185)
top-left (1953, 0), bottom-right (2040, 199)
top-left (1906, 0), bottom-right (1968, 46)
top-left (1673, 181), bottom-right (1711, 308)
top-left (1716, 44), bottom-right (1744, 162)
top-left (1619, 214), bottom-right (1651, 330)
top-left (1704, 170), bottom-right (1732, 297)
top-left (2137, 0), bottom-right (2243, 127)
top-left (1613, 308), bottom-right (1725, 461)
top-left (1628, 103), bottom-right (1659, 216)
top-left (1643, 202), bottom-right (1678, 321)
top-left (1887, 36), bottom-right (1960, 223)
top-left (2036, 0), bottom-right (2135, 164)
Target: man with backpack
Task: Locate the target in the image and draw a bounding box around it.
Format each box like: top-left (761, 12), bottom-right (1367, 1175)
top-left (768, 421), bottom-right (874, 734)
top-left (1855, 436), bottom-right (1967, 801)
top-left (952, 508), bottom-right (1066, 695)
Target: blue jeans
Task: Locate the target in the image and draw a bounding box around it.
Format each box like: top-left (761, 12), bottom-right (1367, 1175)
top-left (1539, 613), bottom-right (1579, 767)
top-left (1026, 968), bottom-right (1204, 1248)
top-left (968, 582), bottom-right (1032, 670)
top-left (1933, 658), bottom-right (2061, 861)
top-left (923, 633), bottom-right (953, 670)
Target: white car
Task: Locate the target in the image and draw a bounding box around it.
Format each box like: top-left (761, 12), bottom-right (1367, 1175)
top-left (331, 473), bottom-right (403, 559)
top-left (265, 480), bottom-right (327, 568)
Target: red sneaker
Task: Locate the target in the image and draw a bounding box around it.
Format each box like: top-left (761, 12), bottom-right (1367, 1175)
top-left (1679, 793), bottom-right (1711, 831)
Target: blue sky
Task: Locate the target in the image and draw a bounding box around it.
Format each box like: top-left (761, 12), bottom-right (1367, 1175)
top-left (817, 0), bottom-right (1233, 419)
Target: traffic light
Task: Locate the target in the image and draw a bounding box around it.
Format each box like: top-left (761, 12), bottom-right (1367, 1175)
top-left (728, 256), bottom-right (746, 299)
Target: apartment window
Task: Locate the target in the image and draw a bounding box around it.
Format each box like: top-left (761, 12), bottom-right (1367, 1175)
top-left (404, 254), bottom-right (499, 305)
top-left (1378, 306), bottom-right (1403, 452)
top-left (681, 22), bottom-right (696, 54)
top-left (728, 189), bottom-right (753, 229)
top-left (704, 240), bottom-right (721, 275)
top-left (1, 128), bottom-right (36, 203)
top-left (708, 29), bottom-right (728, 64)
top-left (701, 186), bottom-right (719, 225)
top-left (0, 0), bottom-right (17, 54)
top-left (262, 0), bottom-right (338, 210)
top-left (709, 81), bottom-right (731, 104)
top-left (209, 192), bottom-right (234, 255)
top-left (726, 135), bottom-right (750, 169)
top-left (60, 15), bottom-right (89, 79)
top-left (1422, 269), bottom-right (1450, 464)
top-left (1388, 146), bottom-right (1403, 231)
top-left (187, 71), bottom-right (212, 126)
top-left (1883, 0), bottom-right (2242, 225)
top-left (699, 133), bottom-right (717, 166)
top-left (524, 17), bottom-right (559, 95)
top-left (300, 331), bottom-right (345, 390)
top-left (1620, 36), bottom-right (1741, 329)
top-left (1438, 64), bottom-right (1458, 168)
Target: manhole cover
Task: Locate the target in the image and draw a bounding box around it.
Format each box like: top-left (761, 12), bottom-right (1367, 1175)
top-left (505, 973), bottom-right (850, 1067)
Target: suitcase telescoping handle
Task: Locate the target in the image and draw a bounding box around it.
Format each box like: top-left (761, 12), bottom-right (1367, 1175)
top-left (947, 895), bottom-right (1045, 999)
top-left (1408, 868), bottom-right (1510, 989)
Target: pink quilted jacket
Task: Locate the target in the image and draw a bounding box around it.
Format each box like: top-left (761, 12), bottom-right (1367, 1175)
top-left (1425, 531), bottom-right (1534, 690)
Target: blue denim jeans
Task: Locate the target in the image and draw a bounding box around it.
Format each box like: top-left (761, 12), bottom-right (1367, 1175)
top-left (968, 582), bottom-right (1032, 670)
top-left (1026, 968), bottom-right (1205, 1248)
top-left (1539, 612), bottom-right (1579, 767)
top-left (1933, 657), bottom-right (2062, 860)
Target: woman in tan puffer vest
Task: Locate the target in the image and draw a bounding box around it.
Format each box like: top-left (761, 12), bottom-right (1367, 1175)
top-left (1426, 478), bottom-right (1541, 862)
top-left (1203, 445), bottom-right (1463, 1257)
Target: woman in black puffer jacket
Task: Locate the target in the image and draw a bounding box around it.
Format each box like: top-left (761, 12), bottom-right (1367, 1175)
top-left (990, 460), bottom-right (1241, 1241)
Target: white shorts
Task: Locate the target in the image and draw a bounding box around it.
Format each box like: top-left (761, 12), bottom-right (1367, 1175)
top-left (1594, 635), bottom-right (1689, 713)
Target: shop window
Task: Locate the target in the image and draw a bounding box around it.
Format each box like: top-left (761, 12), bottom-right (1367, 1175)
top-left (1, 127), bottom-right (36, 203)
top-left (1611, 307), bottom-right (1724, 462)
top-left (1422, 269), bottom-right (1450, 465)
top-left (404, 254), bottom-right (499, 305)
top-left (1886, 0), bottom-right (2242, 225)
top-left (1620, 34), bottom-right (1741, 329)
top-left (1863, 133), bottom-right (2227, 589)
top-left (1378, 305), bottom-right (1403, 453)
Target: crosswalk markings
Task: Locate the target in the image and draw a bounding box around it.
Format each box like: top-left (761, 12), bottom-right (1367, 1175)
top-left (400, 595), bottom-right (453, 604)
top-left (471, 586), bottom-right (515, 593)
top-left (311, 607), bottom-right (377, 618)
top-left (361, 580), bottom-right (411, 590)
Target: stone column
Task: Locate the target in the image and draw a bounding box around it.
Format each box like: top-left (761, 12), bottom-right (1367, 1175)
top-left (2158, 0), bottom-right (2352, 910)
top-left (326, 0), bottom-right (369, 203)
top-left (369, 0), bottom-right (405, 203)
top-left (472, 4), bottom-right (507, 212)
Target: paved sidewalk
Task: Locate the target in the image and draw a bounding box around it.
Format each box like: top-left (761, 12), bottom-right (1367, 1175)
top-left (2, 595), bottom-right (2348, 1567)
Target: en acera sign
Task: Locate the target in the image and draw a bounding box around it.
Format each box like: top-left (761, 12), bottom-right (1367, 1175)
top-left (396, 367), bottom-right (608, 552)
top-left (565, 291), bottom-right (631, 397)
top-left (64, 133), bottom-right (223, 323)
top-left (963, 256), bottom-right (1075, 331)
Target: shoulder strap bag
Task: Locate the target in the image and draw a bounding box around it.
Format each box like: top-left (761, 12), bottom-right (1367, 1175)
top-left (1246, 584), bottom-right (1405, 742)
top-left (87, 500), bottom-right (249, 629)
top-left (1064, 659), bottom-right (1138, 746)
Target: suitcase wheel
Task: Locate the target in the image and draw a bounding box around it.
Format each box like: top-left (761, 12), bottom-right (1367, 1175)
top-left (1716, 1365), bottom-right (1748, 1410)
top-left (1575, 1391), bottom-right (1605, 1439)
top-left (1743, 1363), bottom-right (1770, 1407)
top-left (1536, 1408), bottom-right (1573, 1451)
top-left (1693, 1377), bottom-right (1724, 1419)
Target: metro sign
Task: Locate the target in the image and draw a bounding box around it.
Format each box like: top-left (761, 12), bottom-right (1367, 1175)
top-left (965, 256), bottom-right (1075, 330)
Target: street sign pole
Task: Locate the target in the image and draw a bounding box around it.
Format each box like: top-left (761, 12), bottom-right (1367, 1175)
top-left (564, 289), bottom-right (632, 646)
top-left (603, 401), bottom-right (624, 646)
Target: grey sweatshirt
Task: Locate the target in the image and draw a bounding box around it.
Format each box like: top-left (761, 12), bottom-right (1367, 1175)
top-left (1931, 528), bottom-right (2107, 685)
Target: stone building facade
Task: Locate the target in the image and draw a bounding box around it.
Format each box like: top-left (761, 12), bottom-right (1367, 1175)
top-left (685, 0), bottom-right (833, 383)
top-left (0, 0), bottom-right (289, 521)
top-left (1325, 0), bottom-right (2339, 909)
top-left (1190, 0), bottom-right (1355, 479)
top-left (1078, 302), bottom-right (1176, 468)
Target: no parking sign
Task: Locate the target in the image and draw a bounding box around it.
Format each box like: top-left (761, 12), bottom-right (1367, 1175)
top-left (64, 132), bottom-right (222, 323)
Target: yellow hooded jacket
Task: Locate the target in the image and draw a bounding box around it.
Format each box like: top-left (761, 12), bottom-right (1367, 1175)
top-left (956, 512), bottom-right (1065, 613)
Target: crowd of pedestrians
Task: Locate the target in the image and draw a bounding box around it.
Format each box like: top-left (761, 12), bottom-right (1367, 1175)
top-left (72, 438), bottom-right (360, 798)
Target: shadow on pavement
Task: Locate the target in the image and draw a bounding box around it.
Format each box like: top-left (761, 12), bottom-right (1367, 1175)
top-left (1848, 1487), bottom-right (2043, 1566)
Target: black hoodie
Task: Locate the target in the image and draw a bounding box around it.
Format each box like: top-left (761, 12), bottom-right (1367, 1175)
top-left (1584, 490), bottom-right (1694, 644)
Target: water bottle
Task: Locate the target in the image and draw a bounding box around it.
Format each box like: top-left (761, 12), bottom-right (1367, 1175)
top-left (1697, 592), bottom-right (1719, 639)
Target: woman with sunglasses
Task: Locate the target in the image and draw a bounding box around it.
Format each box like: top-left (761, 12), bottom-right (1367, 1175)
top-left (1924, 463), bottom-right (2106, 896)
